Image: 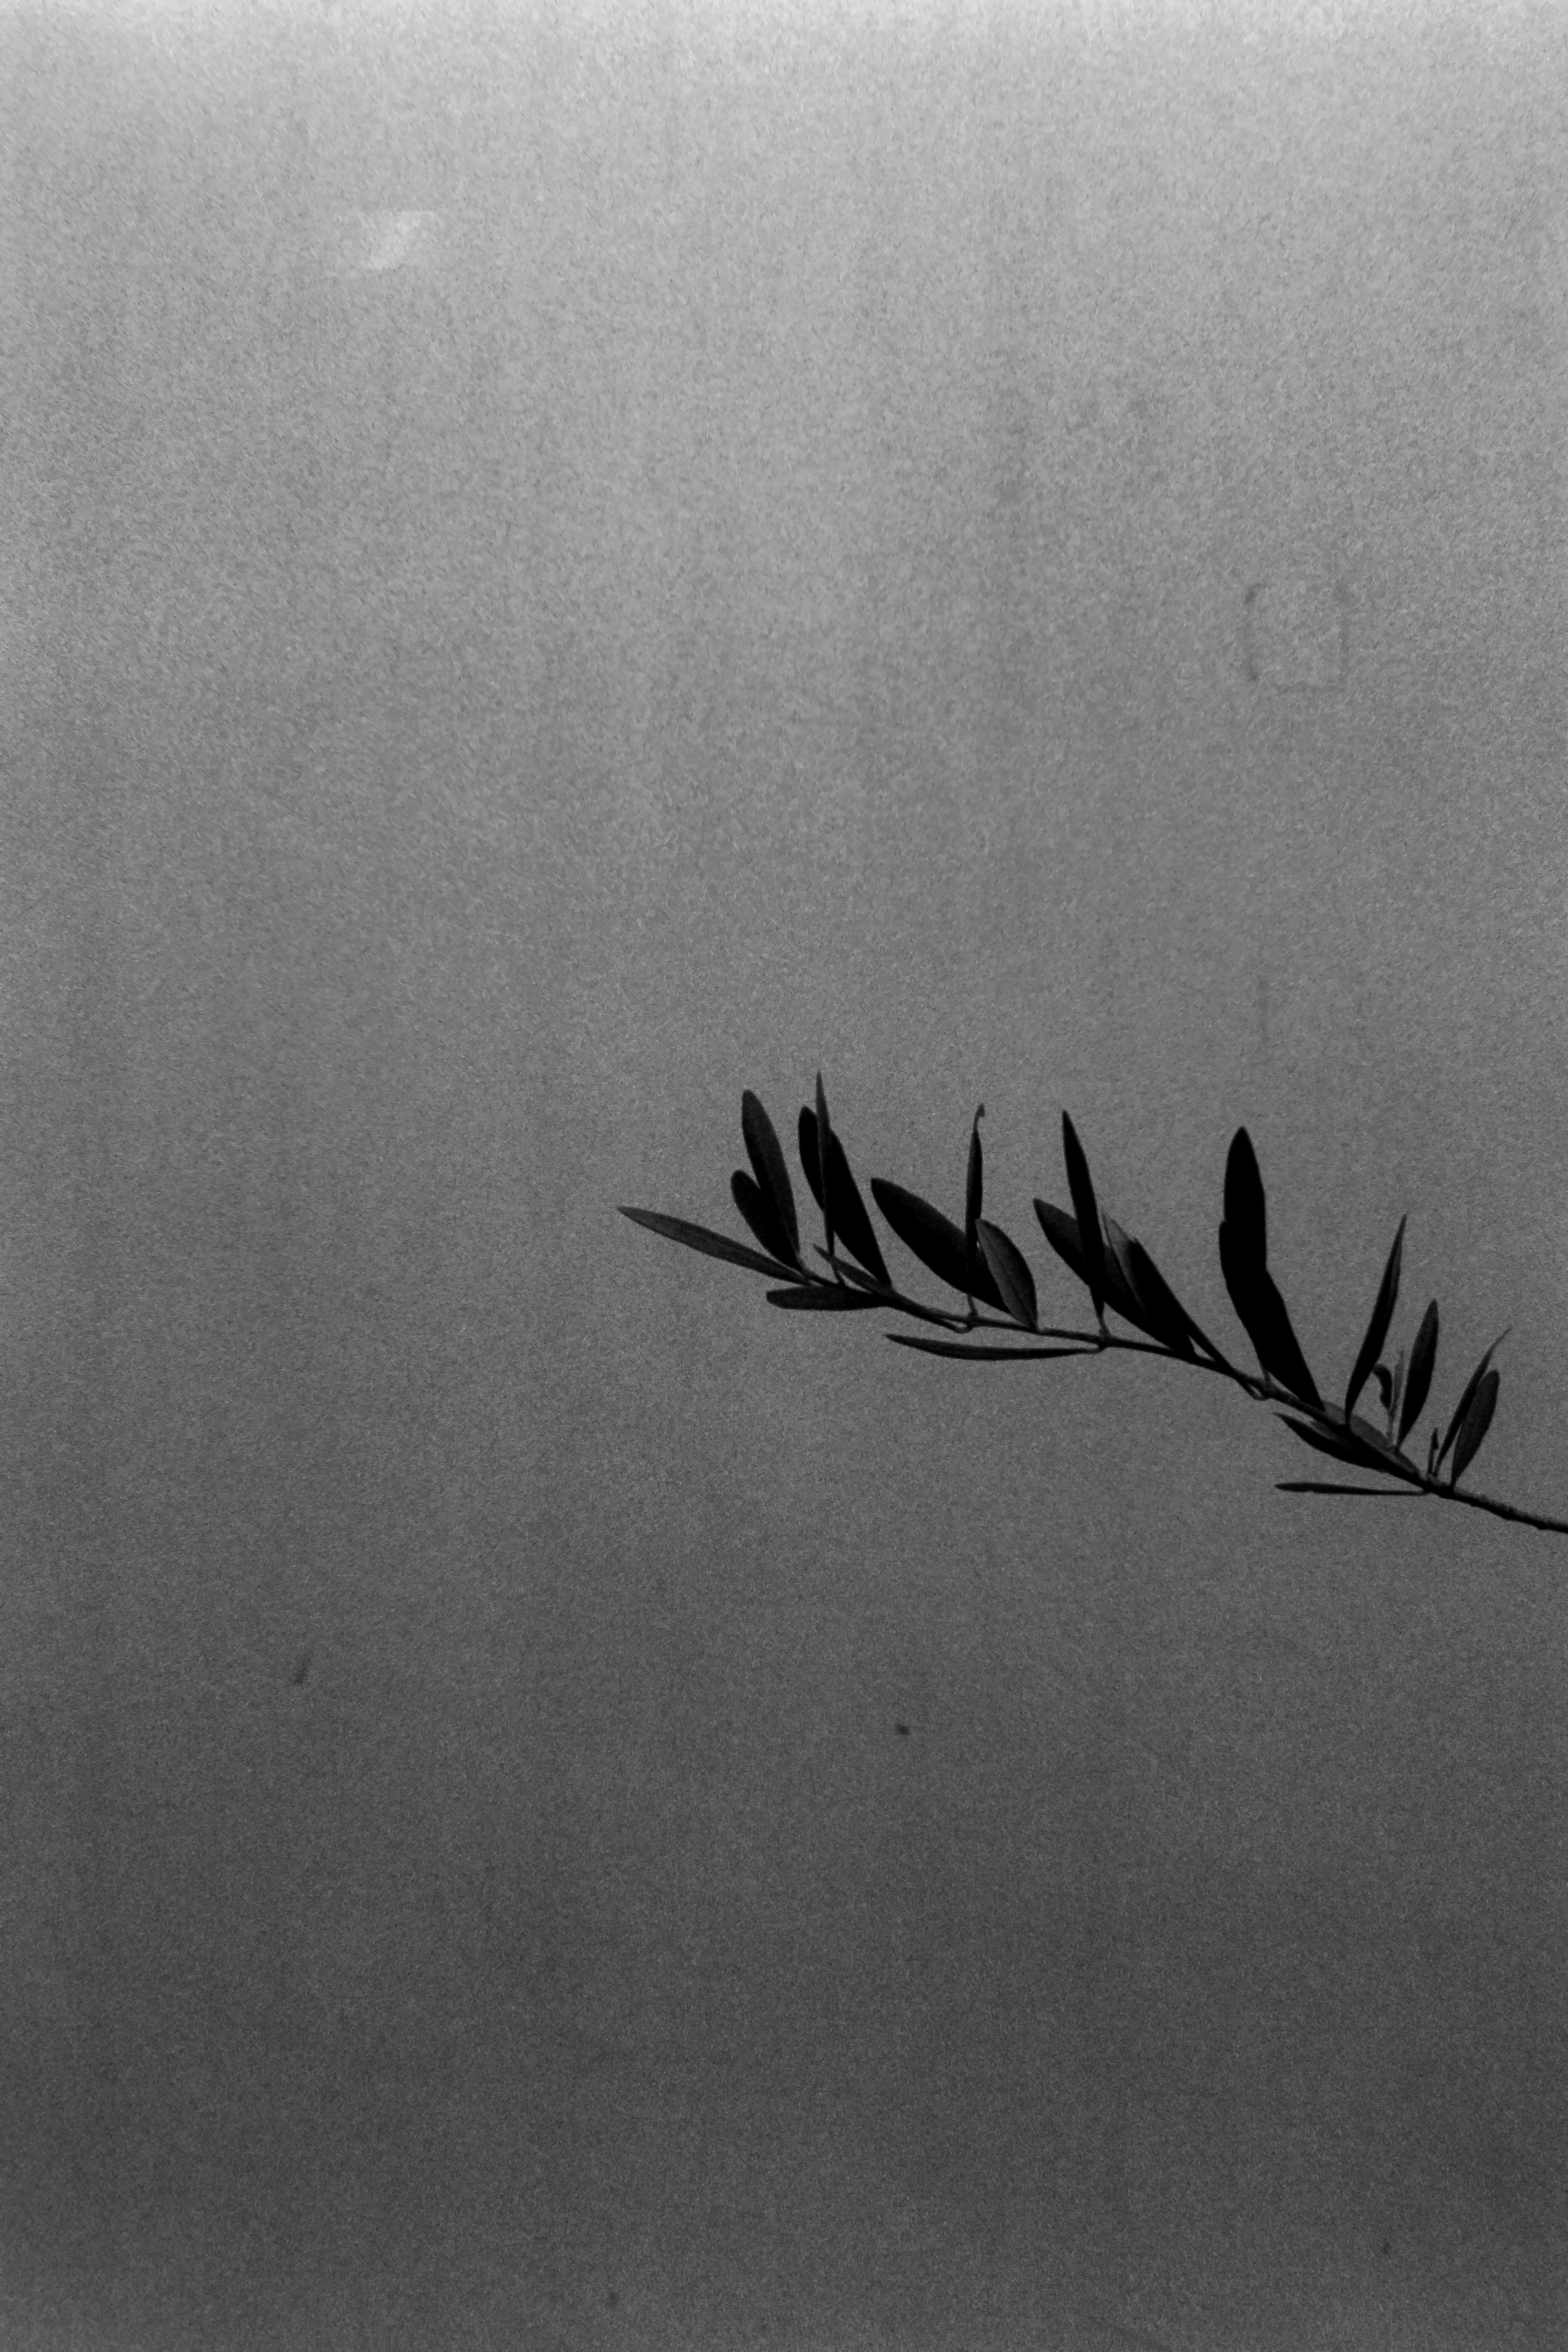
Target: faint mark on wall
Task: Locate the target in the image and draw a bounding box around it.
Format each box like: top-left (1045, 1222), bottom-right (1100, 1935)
top-left (1243, 575), bottom-right (1350, 690)
top-left (332, 209), bottom-right (443, 276)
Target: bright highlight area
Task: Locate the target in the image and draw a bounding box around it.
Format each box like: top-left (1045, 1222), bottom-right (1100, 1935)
top-left (335, 209), bottom-right (441, 275)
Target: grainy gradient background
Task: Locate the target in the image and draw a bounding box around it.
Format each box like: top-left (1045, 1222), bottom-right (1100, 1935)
top-left (2, 2), bottom-right (1566, 2345)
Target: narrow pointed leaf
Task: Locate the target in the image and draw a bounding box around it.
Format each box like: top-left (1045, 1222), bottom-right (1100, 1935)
top-left (815, 1073), bottom-right (835, 1262)
top-left (870, 1179), bottom-right (1005, 1311)
top-left (1098, 1247), bottom-right (1148, 1332)
top-left (1218, 1131), bottom-right (1321, 1406)
top-left (820, 1126), bottom-right (893, 1289)
top-left (1100, 1215), bottom-right (1156, 1333)
top-left (766, 1283), bottom-right (884, 1311)
top-left (619, 1206), bottom-right (799, 1281)
top-left (1344, 1214), bottom-right (1406, 1421)
top-left (1398, 1301), bottom-right (1440, 1446)
top-left (1220, 1227), bottom-right (1323, 1407)
top-left (1279, 1405), bottom-right (1424, 1485)
top-left (731, 1171), bottom-right (798, 1271)
top-left (964, 1107), bottom-right (984, 1300)
top-left (886, 1334), bottom-right (1097, 1361)
top-left (1386, 1348), bottom-right (1408, 1446)
top-left (872, 1178), bottom-right (967, 1293)
top-left (798, 1107), bottom-right (824, 1212)
top-left (742, 1091), bottom-right (800, 1265)
top-left (814, 1254), bottom-right (891, 1293)
top-left (1035, 1201), bottom-right (1142, 1330)
top-left (1435, 1328), bottom-right (1510, 1478)
top-left (976, 1218), bottom-right (1038, 1329)
top-left (1276, 1483), bottom-right (1421, 1499)
top-left (1449, 1366), bottom-right (1501, 1486)
top-left (1102, 1216), bottom-right (1198, 1356)
top-left (1276, 1413), bottom-right (1400, 1472)
top-left (1223, 1126), bottom-right (1268, 1262)
top-left (1123, 1235), bottom-right (1231, 1365)
top-left (1035, 1200), bottom-right (1089, 1287)
top-left (1061, 1114), bottom-right (1107, 1323)
top-left (1104, 1221), bottom-right (1180, 1353)
top-left (1342, 1406), bottom-right (1418, 1466)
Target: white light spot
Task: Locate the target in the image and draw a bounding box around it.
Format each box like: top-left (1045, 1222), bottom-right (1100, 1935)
top-left (336, 210), bottom-right (441, 276)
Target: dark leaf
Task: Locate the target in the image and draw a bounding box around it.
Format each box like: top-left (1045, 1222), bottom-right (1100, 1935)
top-left (1399, 1301), bottom-right (1440, 1446)
top-left (821, 1125), bottom-right (893, 1289)
top-left (886, 1334), bottom-right (1098, 1361)
top-left (1372, 1365), bottom-right (1394, 1414)
top-left (1223, 1125), bottom-right (1268, 1263)
top-left (1343, 1405), bottom-right (1414, 1462)
top-left (813, 1251), bottom-right (965, 1325)
top-left (1276, 1413), bottom-right (1387, 1469)
top-left (1386, 1349), bottom-right (1408, 1447)
top-left (1435, 1328), bottom-right (1510, 1479)
top-left (815, 1073), bottom-right (835, 1261)
top-left (1102, 1219), bottom-right (1161, 1336)
top-left (798, 1107), bottom-right (824, 1212)
top-left (1104, 1215), bottom-right (1195, 1353)
top-left (870, 1179), bottom-right (1005, 1311)
top-left (1344, 1214), bottom-right (1406, 1422)
top-left (1100, 1215), bottom-right (1154, 1332)
top-left (1218, 1131), bottom-right (1321, 1406)
top-left (1279, 1408), bottom-right (1419, 1473)
top-left (1035, 1200), bottom-right (1089, 1286)
top-left (964, 1107), bottom-right (984, 1299)
top-left (1221, 1228), bottom-right (1323, 1407)
top-left (731, 1171), bottom-right (798, 1272)
top-left (814, 1254), bottom-right (891, 1292)
top-left (1034, 1200), bottom-right (1141, 1330)
top-left (1450, 1366), bottom-right (1501, 1486)
top-left (1041, 1192), bottom-right (1238, 1375)
top-left (742, 1091), bottom-right (800, 1265)
top-left (1278, 1409), bottom-right (1422, 1485)
top-left (1276, 1483), bottom-right (1421, 1498)
top-left (976, 1218), bottom-right (1038, 1330)
top-left (1123, 1234), bottom-right (1219, 1364)
top-left (766, 1284), bottom-right (884, 1311)
top-left (1062, 1114), bottom-right (1107, 1324)
top-left (619, 1206), bottom-right (798, 1281)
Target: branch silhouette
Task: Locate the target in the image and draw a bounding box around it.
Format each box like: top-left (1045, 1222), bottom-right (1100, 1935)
top-left (621, 1077), bottom-right (1566, 1540)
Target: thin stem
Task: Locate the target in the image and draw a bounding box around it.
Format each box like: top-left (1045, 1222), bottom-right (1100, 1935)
top-left (806, 1252), bottom-right (1568, 1539)
top-left (1424, 1483), bottom-right (1568, 1538)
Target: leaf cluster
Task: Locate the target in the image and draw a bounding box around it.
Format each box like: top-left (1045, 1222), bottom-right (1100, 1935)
top-left (621, 1080), bottom-right (1559, 1538)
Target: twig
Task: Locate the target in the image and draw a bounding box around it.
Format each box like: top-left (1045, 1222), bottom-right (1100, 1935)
top-left (621, 1078), bottom-right (1568, 1541)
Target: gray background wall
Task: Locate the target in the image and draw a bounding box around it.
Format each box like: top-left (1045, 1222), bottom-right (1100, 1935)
top-left (2, 2), bottom-right (1565, 2345)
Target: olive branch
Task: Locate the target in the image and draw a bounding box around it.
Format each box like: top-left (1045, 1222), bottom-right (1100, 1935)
top-left (621, 1076), bottom-right (1565, 1540)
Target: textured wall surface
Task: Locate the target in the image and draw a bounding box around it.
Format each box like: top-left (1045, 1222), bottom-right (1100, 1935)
top-left (2, 3), bottom-right (1566, 2345)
